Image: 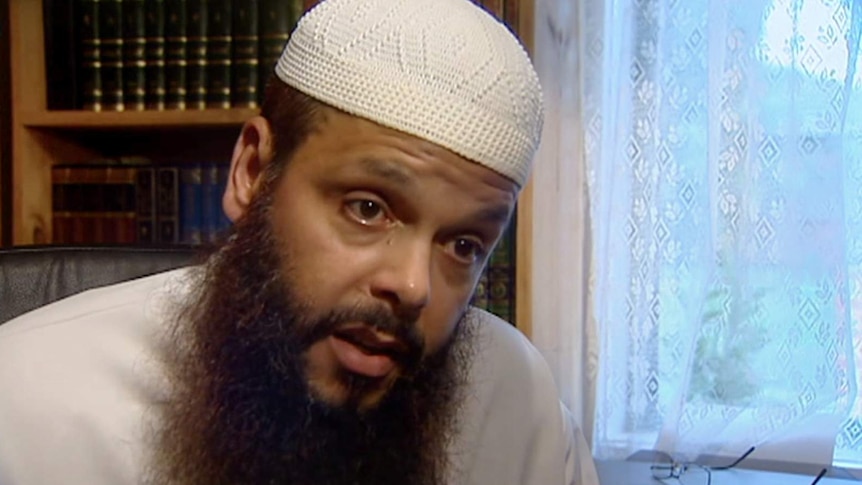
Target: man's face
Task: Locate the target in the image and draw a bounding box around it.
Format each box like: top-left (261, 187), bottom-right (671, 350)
top-left (256, 108), bottom-right (519, 410)
top-left (152, 107), bottom-right (520, 485)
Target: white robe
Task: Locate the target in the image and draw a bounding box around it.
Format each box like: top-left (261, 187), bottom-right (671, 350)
top-left (0, 268), bottom-right (598, 484)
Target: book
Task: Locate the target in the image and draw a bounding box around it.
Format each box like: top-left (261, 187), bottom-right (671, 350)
top-left (136, 166), bottom-right (157, 242)
top-left (49, 158), bottom-right (238, 245)
top-left (468, 220), bottom-right (517, 323)
top-left (199, 161), bottom-right (233, 242)
top-left (170, 161), bottom-right (234, 244)
top-left (78, 0), bottom-right (102, 111)
top-left (100, 0), bottom-right (125, 111)
top-left (472, 272), bottom-right (490, 312)
top-left (52, 162), bottom-right (138, 244)
top-left (231, 0), bottom-right (259, 108)
top-left (144, 0), bottom-right (167, 110)
top-left (156, 166), bottom-right (180, 242)
top-left (258, 0), bottom-right (296, 103)
top-left (186, 0), bottom-right (208, 110)
top-left (179, 163), bottom-right (204, 244)
top-left (206, 0), bottom-right (232, 109)
top-left (164, 0), bottom-right (188, 109)
top-left (486, 220), bottom-right (517, 323)
top-left (122, 0), bottom-right (148, 111)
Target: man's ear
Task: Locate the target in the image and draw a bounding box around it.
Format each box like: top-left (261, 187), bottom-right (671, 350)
top-left (223, 116), bottom-right (275, 222)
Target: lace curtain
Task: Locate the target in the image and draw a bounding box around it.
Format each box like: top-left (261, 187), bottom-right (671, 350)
top-left (531, 0), bottom-right (862, 466)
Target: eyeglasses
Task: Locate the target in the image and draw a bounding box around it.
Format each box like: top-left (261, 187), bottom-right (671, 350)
top-left (650, 446), bottom-right (755, 485)
top-left (650, 447), bottom-right (831, 485)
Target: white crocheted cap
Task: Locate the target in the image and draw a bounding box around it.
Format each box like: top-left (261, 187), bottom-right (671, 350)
top-left (274, 0), bottom-right (544, 187)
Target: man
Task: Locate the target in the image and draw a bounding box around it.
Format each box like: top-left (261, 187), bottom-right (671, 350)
top-left (0, 0), bottom-right (597, 483)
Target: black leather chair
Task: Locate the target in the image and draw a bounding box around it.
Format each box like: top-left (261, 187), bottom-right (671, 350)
top-left (0, 245), bottom-right (200, 324)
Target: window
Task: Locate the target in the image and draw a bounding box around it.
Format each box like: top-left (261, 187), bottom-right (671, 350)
top-left (582, 0), bottom-right (862, 467)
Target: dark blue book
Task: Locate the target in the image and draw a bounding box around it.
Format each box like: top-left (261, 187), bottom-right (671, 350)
top-left (179, 164), bottom-right (204, 244)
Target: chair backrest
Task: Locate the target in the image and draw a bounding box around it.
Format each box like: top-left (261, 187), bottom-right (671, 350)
top-left (0, 245), bottom-right (200, 324)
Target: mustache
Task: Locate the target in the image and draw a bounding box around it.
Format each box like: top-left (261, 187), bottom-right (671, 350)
top-left (298, 304), bottom-right (426, 372)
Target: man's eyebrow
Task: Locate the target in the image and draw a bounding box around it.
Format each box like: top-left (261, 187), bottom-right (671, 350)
top-left (357, 158), bottom-right (416, 187)
top-left (471, 204), bottom-right (514, 227)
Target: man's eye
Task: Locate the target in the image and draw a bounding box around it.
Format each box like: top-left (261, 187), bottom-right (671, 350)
top-left (449, 238), bottom-right (486, 265)
top-left (346, 199), bottom-right (387, 225)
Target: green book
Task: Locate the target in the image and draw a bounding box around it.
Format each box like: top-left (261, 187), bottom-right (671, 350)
top-left (231, 0), bottom-right (258, 108)
top-left (486, 220), bottom-right (517, 323)
top-left (100, 0), bottom-right (125, 111)
top-left (186, 0), bottom-right (208, 110)
top-left (122, 0), bottom-right (147, 111)
top-left (205, 0), bottom-right (232, 109)
top-left (257, 0), bottom-right (298, 103)
top-left (144, 0), bottom-right (166, 110)
top-left (164, 0), bottom-right (187, 109)
top-left (79, 0), bottom-right (102, 111)
top-left (471, 272), bottom-right (490, 312)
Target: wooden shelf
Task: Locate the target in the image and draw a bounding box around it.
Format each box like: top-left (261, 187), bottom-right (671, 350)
top-left (6, 0), bottom-right (539, 336)
top-left (20, 108), bottom-right (259, 130)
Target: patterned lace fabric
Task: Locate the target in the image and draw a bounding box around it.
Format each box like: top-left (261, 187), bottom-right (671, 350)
top-left (535, 0), bottom-right (862, 467)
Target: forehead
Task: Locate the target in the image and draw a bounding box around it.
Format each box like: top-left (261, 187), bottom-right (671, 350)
top-left (284, 108), bottom-right (520, 208)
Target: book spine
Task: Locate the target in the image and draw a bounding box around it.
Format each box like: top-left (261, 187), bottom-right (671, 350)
top-left (258, 0), bottom-right (294, 104)
top-left (144, 0), bottom-right (166, 110)
top-left (51, 163), bottom-right (138, 244)
top-left (231, 0), bottom-right (258, 108)
top-left (486, 268), bottom-right (513, 323)
top-left (71, 167), bottom-right (104, 243)
top-left (122, 0), bottom-right (147, 111)
top-left (135, 166), bottom-right (157, 242)
top-left (79, 0), bottom-right (102, 111)
top-left (201, 162), bottom-right (219, 242)
top-left (100, 0), bottom-right (125, 111)
top-left (471, 271), bottom-right (490, 312)
top-left (156, 166), bottom-right (180, 243)
top-left (101, 165), bottom-right (139, 243)
top-left (485, 221), bottom-right (516, 323)
top-left (205, 0), bottom-right (232, 109)
top-left (164, 0), bottom-right (187, 109)
top-left (100, 213), bottom-right (138, 243)
top-left (179, 164), bottom-right (204, 244)
top-left (186, 0), bottom-right (208, 110)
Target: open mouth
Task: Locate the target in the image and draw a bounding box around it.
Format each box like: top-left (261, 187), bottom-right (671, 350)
top-left (332, 326), bottom-right (409, 358)
top-left (327, 326), bottom-right (410, 378)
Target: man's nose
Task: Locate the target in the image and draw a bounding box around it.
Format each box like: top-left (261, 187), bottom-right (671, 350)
top-left (369, 238), bottom-right (432, 315)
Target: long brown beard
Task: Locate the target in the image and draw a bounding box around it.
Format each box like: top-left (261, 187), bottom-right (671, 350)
top-left (147, 168), bottom-right (475, 485)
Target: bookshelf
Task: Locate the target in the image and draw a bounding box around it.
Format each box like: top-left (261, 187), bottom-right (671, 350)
top-left (10, 0), bottom-right (52, 246)
top-left (20, 109), bottom-right (258, 129)
top-left (8, 0), bottom-right (256, 245)
top-left (6, 0), bottom-right (537, 335)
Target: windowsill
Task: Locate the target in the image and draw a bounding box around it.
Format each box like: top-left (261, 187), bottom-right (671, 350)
top-left (596, 459), bottom-right (861, 484)
top-left (604, 410), bottom-right (862, 471)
